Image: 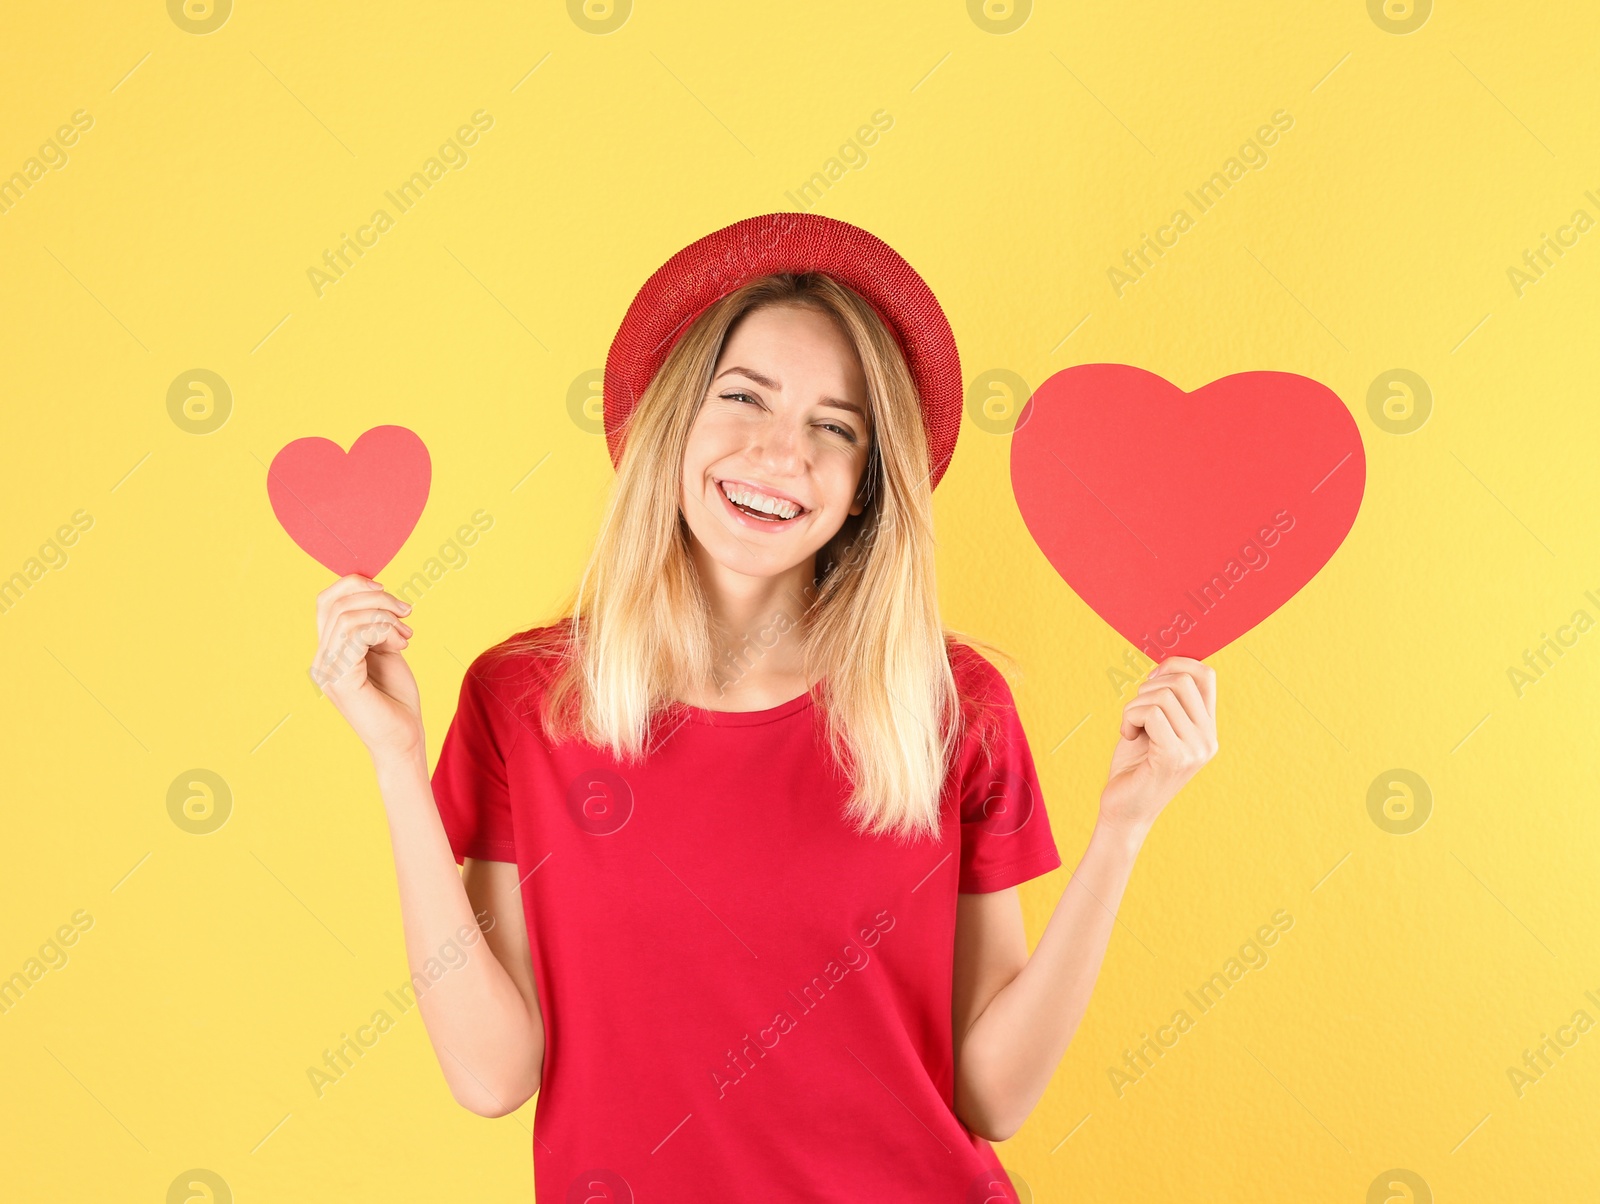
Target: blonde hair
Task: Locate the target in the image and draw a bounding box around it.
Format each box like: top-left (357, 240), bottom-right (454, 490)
top-left (489, 271), bottom-right (1011, 844)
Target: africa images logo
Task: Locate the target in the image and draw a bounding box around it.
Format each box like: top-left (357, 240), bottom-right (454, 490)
top-left (305, 110), bottom-right (495, 297)
top-left (710, 910), bottom-right (896, 1097)
top-left (1136, 509), bottom-right (1297, 661)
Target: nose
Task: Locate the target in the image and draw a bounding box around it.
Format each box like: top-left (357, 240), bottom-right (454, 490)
top-left (747, 412), bottom-right (807, 475)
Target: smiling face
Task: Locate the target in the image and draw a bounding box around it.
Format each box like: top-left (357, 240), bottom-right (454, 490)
top-left (680, 301), bottom-right (874, 585)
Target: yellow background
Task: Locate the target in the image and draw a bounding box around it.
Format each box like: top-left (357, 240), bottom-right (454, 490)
top-left (2, 1), bottom-right (1596, 1200)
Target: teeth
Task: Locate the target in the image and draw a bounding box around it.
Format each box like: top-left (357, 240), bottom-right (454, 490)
top-left (721, 481), bottom-right (802, 520)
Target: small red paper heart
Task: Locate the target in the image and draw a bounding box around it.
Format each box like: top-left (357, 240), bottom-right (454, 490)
top-left (266, 425), bottom-right (431, 578)
top-left (1011, 365), bottom-right (1364, 662)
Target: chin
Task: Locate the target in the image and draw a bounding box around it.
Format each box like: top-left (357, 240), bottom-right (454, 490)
top-left (703, 540), bottom-right (815, 580)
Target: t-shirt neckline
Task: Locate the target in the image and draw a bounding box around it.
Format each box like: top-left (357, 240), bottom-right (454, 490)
top-left (676, 679), bottom-right (823, 727)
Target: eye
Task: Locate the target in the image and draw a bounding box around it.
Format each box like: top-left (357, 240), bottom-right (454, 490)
top-left (721, 390), bottom-right (857, 442)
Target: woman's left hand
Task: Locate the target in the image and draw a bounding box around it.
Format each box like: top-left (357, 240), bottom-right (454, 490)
top-left (1097, 657), bottom-right (1218, 838)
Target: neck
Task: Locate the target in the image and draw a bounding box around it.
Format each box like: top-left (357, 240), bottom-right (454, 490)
top-left (687, 542), bottom-right (818, 705)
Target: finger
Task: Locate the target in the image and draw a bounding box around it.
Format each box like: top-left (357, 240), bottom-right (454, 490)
top-left (1136, 671), bottom-right (1207, 730)
top-left (324, 586), bottom-right (413, 635)
top-left (1128, 694), bottom-right (1180, 753)
top-left (317, 609), bottom-right (404, 669)
top-left (336, 589), bottom-right (409, 621)
top-left (316, 574), bottom-right (383, 610)
top-left (373, 626), bottom-right (410, 652)
top-left (337, 608), bottom-right (412, 641)
top-left (1152, 656), bottom-right (1204, 673)
top-left (1121, 685), bottom-right (1186, 743)
top-left (1126, 685), bottom-right (1198, 747)
top-left (315, 611), bottom-right (409, 685)
top-left (1122, 674), bottom-right (1167, 739)
top-left (1190, 661), bottom-right (1217, 718)
top-left (1119, 707), bottom-right (1146, 742)
top-left (316, 574), bottom-right (385, 635)
top-left (1151, 657), bottom-right (1216, 721)
top-left (1119, 701), bottom-right (1147, 742)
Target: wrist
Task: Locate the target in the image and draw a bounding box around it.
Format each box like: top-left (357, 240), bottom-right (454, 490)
top-left (369, 740), bottom-right (429, 786)
top-left (1093, 811), bottom-right (1153, 852)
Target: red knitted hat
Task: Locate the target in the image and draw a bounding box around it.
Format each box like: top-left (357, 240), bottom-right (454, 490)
top-left (603, 212), bottom-right (963, 491)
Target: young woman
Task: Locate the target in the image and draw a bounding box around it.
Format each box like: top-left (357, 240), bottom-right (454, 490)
top-left (310, 213), bottom-right (1218, 1201)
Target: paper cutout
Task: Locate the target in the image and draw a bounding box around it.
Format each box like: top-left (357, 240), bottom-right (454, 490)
top-left (266, 425), bottom-right (431, 578)
top-left (1010, 364), bottom-right (1364, 662)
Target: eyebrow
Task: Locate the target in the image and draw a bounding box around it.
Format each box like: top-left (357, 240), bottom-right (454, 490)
top-left (714, 366), bottom-right (867, 419)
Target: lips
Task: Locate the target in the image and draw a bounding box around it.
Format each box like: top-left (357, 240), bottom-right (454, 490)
top-left (714, 478), bottom-right (808, 529)
top-left (717, 477), bottom-right (808, 512)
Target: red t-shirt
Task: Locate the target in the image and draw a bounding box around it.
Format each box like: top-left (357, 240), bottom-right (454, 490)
top-left (430, 626), bottom-right (1062, 1202)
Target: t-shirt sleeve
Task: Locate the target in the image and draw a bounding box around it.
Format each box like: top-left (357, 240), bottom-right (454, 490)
top-left (430, 651), bottom-right (519, 866)
top-left (955, 650), bottom-right (1063, 893)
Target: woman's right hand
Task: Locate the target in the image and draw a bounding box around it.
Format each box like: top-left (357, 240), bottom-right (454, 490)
top-left (312, 575), bottom-right (422, 762)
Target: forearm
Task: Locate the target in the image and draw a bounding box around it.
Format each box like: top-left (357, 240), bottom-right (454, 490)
top-left (955, 818), bottom-right (1147, 1139)
top-left (373, 748), bottom-right (543, 1115)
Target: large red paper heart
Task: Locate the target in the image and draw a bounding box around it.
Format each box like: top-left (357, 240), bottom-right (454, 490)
top-left (266, 425), bottom-right (431, 578)
top-left (1011, 365), bottom-right (1364, 661)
